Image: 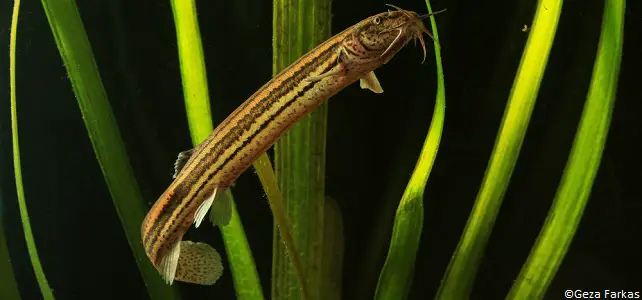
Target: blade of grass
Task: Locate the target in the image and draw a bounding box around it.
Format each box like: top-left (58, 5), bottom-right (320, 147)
top-left (1, 202), bottom-right (22, 300)
top-left (507, 0), bottom-right (625, 298)
top-left (38, 0), bottom-right (181, 298)
top-left (436, 0), bottom-right (563, 298)
top-left (168, 0), bottom-right (263, 299)
top-left (272, 0), bottom-right (332, 299)
top-left (9, 0), bottom-right (54, 298)
top-left (373, 1), bottom-right (446, 299)
top-left (254, 154), bottom-right (308, 299)
top-left (169, 0), bottom-right (213, 145)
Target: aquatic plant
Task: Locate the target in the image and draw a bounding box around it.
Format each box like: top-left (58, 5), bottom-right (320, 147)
top-left (437, 0), bottom-right (564, 297)
top-left (9, 0), bottom-right (53, 298)
top-left (508, 0), bottom-right (625, 297)
top-left (437, 0), bottom-right (625, 298)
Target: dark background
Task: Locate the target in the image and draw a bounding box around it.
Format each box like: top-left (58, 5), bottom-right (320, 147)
top-left (1, 0), bottom-right (640, 299)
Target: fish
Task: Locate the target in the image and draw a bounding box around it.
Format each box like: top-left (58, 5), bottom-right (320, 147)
top-left (141, 5), bottom-right (445, 285)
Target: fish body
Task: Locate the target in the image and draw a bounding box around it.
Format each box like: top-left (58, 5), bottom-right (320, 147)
top-left (141, 6), bottom-right (442, 285)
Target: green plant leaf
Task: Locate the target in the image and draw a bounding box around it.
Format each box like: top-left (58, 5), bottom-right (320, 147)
top-left (436, 0), bottom-right (563, 298)
top-left (169, 0), bottom-right (214, 146)
top-left (507, 0), bottom-right (625, 298)
top-left (373, 1), bottom-right (446, 299)
top-left (253, 154), bottom-right (307, 300)
top-left (169, 0), bottom-right (263, 299)
top-left (37, 0), bottom-right (181, 298)
top-left (271, 0), bottom-right (333, 299)
top-left (9, 0), bottom-right (53, 298)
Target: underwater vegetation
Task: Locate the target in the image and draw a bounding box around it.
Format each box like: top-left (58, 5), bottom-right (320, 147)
top-left (1, 0), bottom-right (638, 299)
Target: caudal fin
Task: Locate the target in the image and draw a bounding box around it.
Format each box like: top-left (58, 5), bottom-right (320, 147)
top-left (175, 241), bottom-right (224, 285)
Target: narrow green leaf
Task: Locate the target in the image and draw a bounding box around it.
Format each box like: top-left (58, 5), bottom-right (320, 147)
top-left (9, 0), bottom-right (53, 298)
top-left (436, 0), bottom-right (563, 298)
top-left (38, 0), bottom-right (181, 298)
top-left (507, 0), bottom-right (625, 298)
top-left (169, 0), bottom-right (263, 299)
top-left (169, 0), bottom-right (214, 145)
top-left (0, 205), bottom-right (22, 300)
top-left (253, 154), bottom-right (307, 300)
top-left (374, 1), bottom-right (446, 299)
top-left (272, 0), bottom-right (332, 299)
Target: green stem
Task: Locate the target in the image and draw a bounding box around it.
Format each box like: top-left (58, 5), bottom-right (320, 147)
top-left (254, 154), bottom-right (307, 300)
top-left (10, 0), bottom-right (54, 298)
top-left (169, 0), bottom-right (214, 145)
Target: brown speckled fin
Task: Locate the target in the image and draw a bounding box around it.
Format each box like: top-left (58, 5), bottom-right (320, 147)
top-left (174, 241), bottom-right (223, 285)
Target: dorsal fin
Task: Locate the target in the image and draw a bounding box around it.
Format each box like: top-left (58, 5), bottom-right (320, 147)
top-left (174, 241), bottom-right (224, 285)
top-left (173, 149), bottom-right (194, 178)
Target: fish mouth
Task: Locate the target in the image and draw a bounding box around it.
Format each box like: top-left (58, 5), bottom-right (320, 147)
top-left (381, 4), bottom-right (447, 63)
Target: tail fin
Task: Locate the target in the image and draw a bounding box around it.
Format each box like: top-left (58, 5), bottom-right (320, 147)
top-left (174, 241), bottom-right (224, 285)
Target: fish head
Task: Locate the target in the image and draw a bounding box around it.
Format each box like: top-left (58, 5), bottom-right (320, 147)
top-left (353, 5), bottom-right (446, 63)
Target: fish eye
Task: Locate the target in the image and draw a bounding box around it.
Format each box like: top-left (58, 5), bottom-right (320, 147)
top-left (373, 16), bottom-right (381, 24)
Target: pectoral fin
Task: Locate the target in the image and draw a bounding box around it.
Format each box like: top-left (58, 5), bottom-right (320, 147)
top-left (175, 241), bottom-right (224, 285)
top-left (305, 46), bottom-right (349, 83)
top-left (305, 67), bottom-right (346, 83)
top-left (158, 240), bottom-right (181, 285)
top-left (173, 149), bottom-right (194, 178)
top-left (209, 189), bottom-right (232, 227)
top-left (194, 186), bottom-right (218, 228)
top-left (359, 71), bottom-right (383, 93)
